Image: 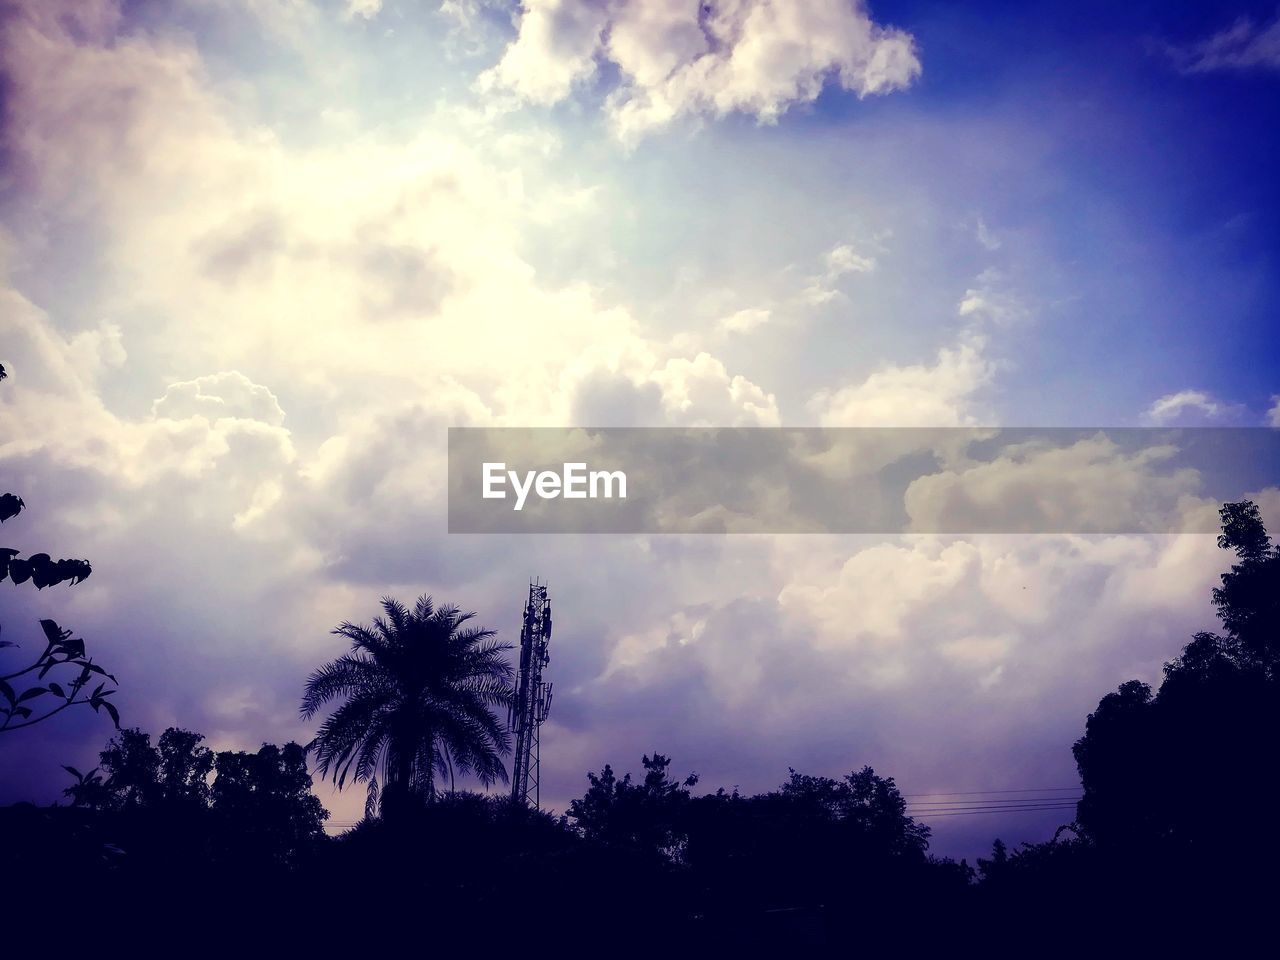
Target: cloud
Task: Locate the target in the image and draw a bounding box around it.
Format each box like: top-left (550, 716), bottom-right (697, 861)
top-left (801, 241), bottom-right (878, 305)
top-left (1142, 389), bottom-right (1238, 425)
top-left (343, 0), bottom-right (383, 22)
top-left (957, 272), bottom-right (1025, 327)
top-left (564, 350), bottom-right (781, 426)
top-left (477, 0), bottom-right (613, 104)
top-left (479, 0), bottom-right (921, 143)
top-left (1269, 396), bottom-right (1280, 427)
top-left (1161, 13), bottom-right (1280, 74)
top-left (902, 434), bottom-right (1211, 535)
top-left (809, 339), bottom-right (994, 427)
top-left (975, 217), bottom-right (1001, 252)
top-left (152, 372), bottom-right (287, 426)
top-left (717, 306), bottom-right (772, 334)
top-left (3, 0), bottom-right (1264, 864)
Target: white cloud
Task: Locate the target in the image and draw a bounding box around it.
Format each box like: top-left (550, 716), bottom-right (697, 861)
top-left (480, 0), bottom-right (921, 143)
top-left (1162, 13), bottom-right (1280, 74)
top-left (1267, 396), bottom-right (1280, 427)
top-left (341, 0), bottom-right (383, 21)
top-left (717, 306), bottom-right (772, 334)
top-left (801, 240), bottom-right (878, 305)
top-left (825, 243), bottom-right (877, 277)
top-left (153, 371), bottom-right (287, 426)
top-left (67, 321), bottom-right (127, 381)
top-left (1142, 389), bottom-right (1232, 425)
top-left (957, 271), bottom-right (1025, 326)
top-left (975, 217), bottom-right (1001, 251)
top-left (477, 0), bottom-right (614, 104)
top-left (809, 338), bottom-right (994, 427)
top-left (652, 352), bottom-right (780, 426)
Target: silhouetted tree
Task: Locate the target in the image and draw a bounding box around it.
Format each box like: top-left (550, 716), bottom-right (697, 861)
top-left (211, 742), bottom-right (328, 864)
top-left (1073, 500), bottom-right (1280, 865)
top-left (302, 595), bottom-right (514, 817)
top-left (568, 753), bottom-right (699, 859)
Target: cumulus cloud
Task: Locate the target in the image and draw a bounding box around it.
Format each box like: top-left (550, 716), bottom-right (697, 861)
top-left (902, 434), bottom-right (1212, 534)
top-left (1161, 13), bottom-right (1280, 74)
top-left (562, 347), bottom-right (780, 426)
top-left (1267, 396), bottom-right (1280, 427)
top-left (809, 338), bottom-right (994, 427)
top-left (153, 372), bottom-right (287, 426)
top-left (479, 0), bottom-right (921, 143)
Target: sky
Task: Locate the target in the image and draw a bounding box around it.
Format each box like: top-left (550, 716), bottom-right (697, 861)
top-left (1, 0), bottom-right (1279, 862)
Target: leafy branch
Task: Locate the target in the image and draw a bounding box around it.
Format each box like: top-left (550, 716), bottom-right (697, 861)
top-left (0, 361), bottom-right (119, 735)
top-left (0, 619), bottom-right (119, 733)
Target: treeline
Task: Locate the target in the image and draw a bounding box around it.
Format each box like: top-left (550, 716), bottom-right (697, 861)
top-left (3, 500), bottom-right (1278, 944)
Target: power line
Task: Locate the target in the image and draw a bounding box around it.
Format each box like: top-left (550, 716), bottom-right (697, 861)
top-left (903, 787), bottom-right (1081, 798)
top-left (911, 804), bottom-right (1078, 819)
top-left (907, 800), bottom-right (1079, 809)
top-left (907, 797), bottom-right (1080, 809)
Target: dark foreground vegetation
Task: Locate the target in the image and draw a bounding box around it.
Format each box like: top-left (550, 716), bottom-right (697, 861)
top-left (4, 499), bottom-right (1277, 946)
top-left (3, 368), bottom-right (1278, 943)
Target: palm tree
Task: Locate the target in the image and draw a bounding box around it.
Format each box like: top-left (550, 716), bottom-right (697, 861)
top-left (301, 596), bottom-right (513, 815)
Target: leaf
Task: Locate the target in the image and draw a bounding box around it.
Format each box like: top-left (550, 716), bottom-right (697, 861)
top-left (0, 493), bottom-right (22, 523)
top-left (0, 679), bottom-right (13, 705)
top-left (40, 619), bottom-right (69, 644)
top-left (8, 558), bottom-right (31, 584)
top-left (27, 553), bottom-right (53, 589)
top-left (0, 547), bottom-right (18, 584)
top-left (62, 765), bottom-right (83, 780)
top-left (47, 682), bottom-right (65, 698)
top-left (101, 701), bottom-right (120, 729)
top-left (87, 663), bottom-right (116, 682)
top-left (62, 560), bottom-right (91, 585)
top-left (16, 686), bottom-right (48, 703)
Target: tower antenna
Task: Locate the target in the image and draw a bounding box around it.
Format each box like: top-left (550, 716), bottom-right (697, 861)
top-left (509, 579), bottom-right (553, 807)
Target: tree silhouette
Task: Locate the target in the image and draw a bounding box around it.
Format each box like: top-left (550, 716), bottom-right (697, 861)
top-left (1073, 500), bottom-right (1280, 864)
top-left (211, 742), bottom-right (329, 864)
top-left (568, 753), bottom-right (699, 859)
top-left (302, 595), bottom-right (514, 817)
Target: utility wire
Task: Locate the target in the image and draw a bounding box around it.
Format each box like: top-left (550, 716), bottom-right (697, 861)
top-left (902, 787), bottom-right (1080, 798)
top-left (913, 804), bottom-right (1078, 818)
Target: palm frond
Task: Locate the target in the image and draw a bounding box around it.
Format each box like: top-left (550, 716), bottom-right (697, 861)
top-left (300, 653), bottom-right (381, 719)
